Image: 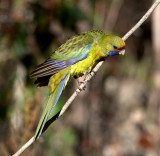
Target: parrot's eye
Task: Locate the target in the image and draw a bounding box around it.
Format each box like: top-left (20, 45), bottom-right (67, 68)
top-left (113, 45), bottom-right (118, 49)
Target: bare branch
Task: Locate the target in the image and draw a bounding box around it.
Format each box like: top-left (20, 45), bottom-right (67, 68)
top-left (122, 0), bottom-right (160, 41)
top-left (12, 0), bottom-right (160, 155)
top-left (12, 137), bottom-right (35, 156)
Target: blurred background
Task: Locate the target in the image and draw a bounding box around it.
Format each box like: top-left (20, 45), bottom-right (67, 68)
top-left (0, 0), bottom-right (160, 156)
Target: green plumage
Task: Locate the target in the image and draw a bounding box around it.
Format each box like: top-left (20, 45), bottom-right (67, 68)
top-left (30, 30), bottom-right (125, 138)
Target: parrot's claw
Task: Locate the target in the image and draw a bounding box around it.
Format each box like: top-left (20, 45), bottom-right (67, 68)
top-left (78, 81), bottom-right (86, 90)
top-left (76, 79), bottom-right (84, 85)
top-left (91, 71), bottom-right (96, 76)
top-left (78, 85), bottom-right (86, 91)
top-left (77, 80), bottom-right (83, 85)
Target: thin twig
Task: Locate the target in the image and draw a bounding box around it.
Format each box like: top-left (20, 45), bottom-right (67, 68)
top-left (122, 0), bottom-right (160, 41)
top-left (12, 0), bottom-right (160, 155)
top-left (12, 137), bottom-right (35, 156)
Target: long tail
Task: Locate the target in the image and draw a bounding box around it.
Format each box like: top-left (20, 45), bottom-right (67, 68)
top-left (35, 71), bottom-right (70, 139)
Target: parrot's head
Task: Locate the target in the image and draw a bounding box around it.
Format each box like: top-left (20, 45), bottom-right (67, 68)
top-left (101, 35), bottom-right (125, 57)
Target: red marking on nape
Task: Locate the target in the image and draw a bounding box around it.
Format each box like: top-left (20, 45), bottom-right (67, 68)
top-left (118, 45), bottom-right (125, 50)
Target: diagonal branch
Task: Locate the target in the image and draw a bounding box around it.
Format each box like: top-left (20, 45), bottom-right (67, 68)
top-left (12, 0), bottom-right (160, 155)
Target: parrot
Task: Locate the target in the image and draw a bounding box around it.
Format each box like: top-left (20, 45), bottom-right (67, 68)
top-left (30, 30), bottom-right (125, 139)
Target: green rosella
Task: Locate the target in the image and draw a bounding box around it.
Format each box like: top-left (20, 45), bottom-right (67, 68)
top-left (30, 30), bottom-right (125, 138)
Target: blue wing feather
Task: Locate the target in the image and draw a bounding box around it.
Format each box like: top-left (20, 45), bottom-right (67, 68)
top-left (35, 73), bottom-right (70, 138)
top-left (30, 43), bottom-right (91, 78)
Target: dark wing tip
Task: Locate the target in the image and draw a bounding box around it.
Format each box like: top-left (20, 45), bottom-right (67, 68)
top-left (30, 70), bottom-right (37, 78)
top-left (29, 59), bottom-right (56, 78)
top-left (30, 58), bottom-right (76, 79)
top-left (34, 75), bottom-right (51, 87)
top-left (30, 69), bottom-right (43, 78)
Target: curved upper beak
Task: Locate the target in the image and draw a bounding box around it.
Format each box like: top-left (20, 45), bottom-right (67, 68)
top-left (119, 49), bottom-right (125, 55)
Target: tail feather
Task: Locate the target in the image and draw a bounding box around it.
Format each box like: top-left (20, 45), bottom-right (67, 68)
top-left (35, 73), bottom-right (70, 139)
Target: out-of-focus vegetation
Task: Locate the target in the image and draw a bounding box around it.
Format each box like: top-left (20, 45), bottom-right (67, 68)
top-left (0, 0), bottom-right (160, 156)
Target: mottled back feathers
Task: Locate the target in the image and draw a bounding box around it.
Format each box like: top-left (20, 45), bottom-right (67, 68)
top-left (30, 30), bottom-right (106, 86)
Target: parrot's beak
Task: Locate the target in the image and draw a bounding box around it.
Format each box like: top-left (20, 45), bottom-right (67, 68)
top-left (119, 49), bottom-right (125, 55)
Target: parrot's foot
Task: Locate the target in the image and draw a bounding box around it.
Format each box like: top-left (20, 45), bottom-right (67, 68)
top-left (77, 79), bottom-right (83, 85)
top-left (78, 85), bottom-right (86, 91)
top-left (91, 70), bottom-right (96, 76)
top-left (78, 80), bottom-right (86, 85)
top-left (77, 81), bottom-right (86, 90)
top-left (76, 76), bottom-right (85, 85)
